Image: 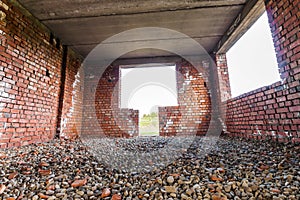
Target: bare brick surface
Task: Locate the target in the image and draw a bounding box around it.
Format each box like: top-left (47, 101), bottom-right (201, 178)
top-left (0, 0), bottom-right (299, 147)
top-left (82, 64), bottom-right (139, 137)
top-left (0, 0), bottom-right (82, 147)
top-left (225, 0), bottom-right (300, 140)
top-left (159, 60), bottom-right (211, 136)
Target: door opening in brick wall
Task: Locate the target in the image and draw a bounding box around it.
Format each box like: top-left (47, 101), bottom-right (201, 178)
top-left (226, 11), bottom-right (280, 97)
top-left (120, 64), bottom-right (178, 136)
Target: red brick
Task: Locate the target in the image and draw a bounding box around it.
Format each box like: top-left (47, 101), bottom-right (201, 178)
top-left (289, 106), bottom-right (300, 112)
top-left (10, 137), bottom-right (21, 142)
top-left (1, 0), bottom-right (299, 147)
top-left (225, 0), bottom-right (300, 139)
top-left (287, 93), bottom-right (300, 100)
top-left (0, 0), bottom-right (84, 148)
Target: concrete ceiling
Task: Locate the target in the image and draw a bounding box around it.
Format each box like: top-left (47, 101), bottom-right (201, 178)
top-left (18, 0), bottom-right (252, 59)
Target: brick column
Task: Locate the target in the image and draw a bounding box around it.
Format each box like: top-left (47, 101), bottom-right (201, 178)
top-left (215, 54), bottom-right (232, 102)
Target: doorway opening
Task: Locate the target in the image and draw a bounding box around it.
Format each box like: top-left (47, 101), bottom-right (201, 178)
top-left (120, 64), bottom-right (178, 136)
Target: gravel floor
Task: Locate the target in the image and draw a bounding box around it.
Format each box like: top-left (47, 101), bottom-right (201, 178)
top-left (0, 136), bottom-right (299, 200)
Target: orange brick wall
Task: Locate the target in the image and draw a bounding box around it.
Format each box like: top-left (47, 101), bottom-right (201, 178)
top-left (0, 0), bottom-right (82, 147)
top-left (81, 59), bottom-right (212, 137)
top-left (225, 0), bottom-right (300, 141)
top-left (82, 63), bottom-right (139, 138)
top-left (0, 0), bottom-right (298, 147)
top-left (59, 50), bottom-right (83, 140)
top-left (159, 60), bottom-right (211, 136)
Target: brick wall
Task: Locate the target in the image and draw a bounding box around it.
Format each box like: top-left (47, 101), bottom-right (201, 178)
top-left (82, 64), bottom-right (139, 138)
top-left (226, 81), bottom-right (300, 140)
top-left (265, 0), bottom-right (299, 81)
top-left (159, 60), bottom-right (211, 136)
top-left (94, 63), bottom-right (139, 137)
top-left (159, 106), bottom-right (181, 136)
top-left (82, 59), bottom-right (212, 138)
top-left (225, 0), bottom-right (300, 141)
top-left (1, 0), bottom-right (298, 146)
top-left (59, 50), bottom-right (84, 139)
top-left (0, 0), bottom-right (82, 147)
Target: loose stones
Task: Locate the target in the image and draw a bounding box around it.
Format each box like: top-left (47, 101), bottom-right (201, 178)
top-left (0, 137), bottom-right (299, 199)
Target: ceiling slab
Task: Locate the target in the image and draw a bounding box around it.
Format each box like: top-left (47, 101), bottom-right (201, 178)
top-left (70, 36), bottom-right (222, 58)
top-left (19, 0), bottom-right (247, 20)
top-left (18, 0), bottom-right (249, 58)
top-left (43, 6), bottom-right (242, 55)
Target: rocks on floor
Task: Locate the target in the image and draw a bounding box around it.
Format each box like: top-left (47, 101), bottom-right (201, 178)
top-left (0, 136), bottom-right (299, 200)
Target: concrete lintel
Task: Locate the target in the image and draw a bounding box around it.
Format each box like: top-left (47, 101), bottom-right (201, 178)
top-left (214, 0), bottom-right (265, 54)
top-left (112, 55), bottom-right (211, 67)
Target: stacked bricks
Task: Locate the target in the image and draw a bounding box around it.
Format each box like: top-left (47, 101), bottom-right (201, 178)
top-left (59, 50), bottom-right (83, 139)
top-left (226, 81), bottom-right (300, 140)
top-left (216, 54), bottom-right (232, 102)
top-left (159, 106), bottom-right (181, 136)
top-left (0, 0), bottom-right (62, 147)
top-left (96, 108), bottom-right (139, 138)
top-left (82, 64), bottom-right (139, 138)
top-left (1, 0), bottom-right (297, 145)
top-left (225, 0), bottom-right (300, 141)
top-left (83, 59), bottom-right (211, 137)
top-left (0, 0), bottom-right (83, 147)
top-left (265, 0), bottom-right (299, 81)
top-left (159, 60), bottom-right (211, 136)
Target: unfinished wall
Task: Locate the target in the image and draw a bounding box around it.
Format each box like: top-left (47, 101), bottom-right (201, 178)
top-left (0, 0), bottom-right (82, 147)
top-left (95, 64), bottom-right (139, 137)
top-left (82, 58), bottom-right (211, 137)
top-left (1, 0), bottom-right (297, 146)
top-left (226, 81), bottom-right (299, 139)
top-left (159, 60), bottom-right (211, 136)
top-left (58, 50), bottom-right (84, 139)
top-left (81, 64), bottom-right (139, 138)
top-left (225, 0), bottom-right (300, 141)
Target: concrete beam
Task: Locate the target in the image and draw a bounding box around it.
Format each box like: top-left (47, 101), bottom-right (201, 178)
top-left (214, 0), bottom-right (265, 54)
